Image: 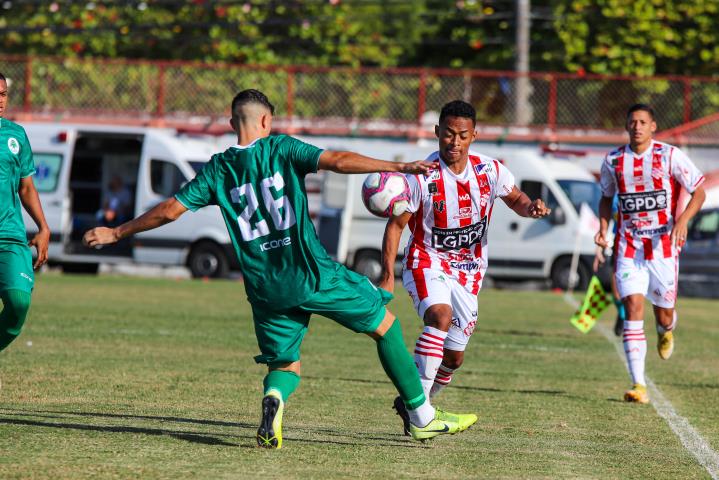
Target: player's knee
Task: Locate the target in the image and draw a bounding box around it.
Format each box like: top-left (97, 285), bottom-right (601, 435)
top-left (423, 305), bottom-right (453, 331)
top-left (1, 290), bottom-right (31, 332)
top-left (442, 351), bottom-right (464, 370)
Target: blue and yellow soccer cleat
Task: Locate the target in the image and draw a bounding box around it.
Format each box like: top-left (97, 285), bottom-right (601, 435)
top-left (624, 384), bottom-right (649, 404)
top-left (658, 331), bottom-right (674, 360)
top-left (435, 408), bottom-right (478, 433)
top-left (256, 392), bottom-right (284, 449)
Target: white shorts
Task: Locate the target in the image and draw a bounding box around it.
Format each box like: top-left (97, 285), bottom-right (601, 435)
top-left (615, 255), bottom-right (678, 308)
top-left (402, 268), bottom-right (478, 351)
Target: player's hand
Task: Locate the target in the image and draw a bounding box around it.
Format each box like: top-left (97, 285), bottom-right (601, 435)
top-left (83, 227), bottom-right (119, 248)
top-left (592, 246), bottom-right (605, 273)
top-left (594, 230), bottom-right (609, 249)
top-left (528, 199), bottom-right (550, 218)
top-left (670, 219), bottom-right (688, 248)
top-left (378, 274), bottom-right (395, 294)
top-left (400, 161), bottom-right (436, 175)
top-left (29, 228), bottom-right (50, 269)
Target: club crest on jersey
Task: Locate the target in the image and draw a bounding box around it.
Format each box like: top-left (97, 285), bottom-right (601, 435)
top-left (7, 137), bottom-right (19, 155)
top-left (433, 199), bottom-right (445, 212)
top-left (474, 163), bottom-right (486, 175)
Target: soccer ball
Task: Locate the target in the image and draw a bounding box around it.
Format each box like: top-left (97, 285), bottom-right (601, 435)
top-left (361, 172), bottom-right (411, 218)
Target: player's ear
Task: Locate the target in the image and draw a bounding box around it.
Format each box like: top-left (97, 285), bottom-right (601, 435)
top-left (434, 125), bottom-right (440, 139)
top-left (229, 117), bottom-right (237, 132)
top-left (472, 127), bottom-right (478, 142)
top-left (650, 120), bottom-right (657, 134)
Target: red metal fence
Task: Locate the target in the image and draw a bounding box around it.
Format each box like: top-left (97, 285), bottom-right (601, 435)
top-left (2, 55), bottom-right (718, 144)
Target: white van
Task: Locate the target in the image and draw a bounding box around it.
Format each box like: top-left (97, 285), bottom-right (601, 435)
top-left (317, 146), bottom-right (607, 289)
top-left (22, 123), bottom-right (236, 278)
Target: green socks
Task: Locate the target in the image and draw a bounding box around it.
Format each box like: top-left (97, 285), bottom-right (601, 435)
top-left (0, 289), bottom-right (31, 352)
top-left (263, 370), bottom-right (301, 403)
top-left (375, 318), bottom-right (426, 410)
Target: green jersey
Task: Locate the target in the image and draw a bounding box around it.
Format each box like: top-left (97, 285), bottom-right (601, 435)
top-left (176, 134), bottom-right (338, 306)
top-left (0, 118), bottom-right (35, 245)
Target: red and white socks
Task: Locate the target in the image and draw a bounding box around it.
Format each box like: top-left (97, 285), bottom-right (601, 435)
top-left (413, 326), bottom-right (447, 399)
top-left (623, 319), bottom-right (647, 386)
top-left (429, 364), bottom-right (455, 400)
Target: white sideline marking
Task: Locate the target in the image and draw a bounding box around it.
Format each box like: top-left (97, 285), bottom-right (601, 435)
top-left (563, 293), bottom-right (719, 479)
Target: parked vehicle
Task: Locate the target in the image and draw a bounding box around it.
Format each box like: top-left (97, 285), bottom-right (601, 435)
top-left (22, 123), bottom-right (236, 278)
top-left (318, 146), bottom-right (608, 289)
top-left (678, 187), bottom-right (719, 298)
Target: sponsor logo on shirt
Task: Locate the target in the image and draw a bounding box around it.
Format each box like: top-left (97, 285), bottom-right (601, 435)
top-left (427, 169), bottom-right (441, 181)
top-left (474, 164), bottom-right (485, 175)
top-left (449, 261), bottom-right (479, 271)
top-left (636, 226), bottom-right (670, 237)
top-left (451, 317), bottom-right (461, 329)
top-left (7, 137), bottom-right (20, 155)
top-left (428, 182), bottom-right (438, 195)
top-left (458, 194), bottom-right (470, 202)
top-left (260, 236), bottom-right (291, 252)
top-left (432, 217), bottom-right (487, 250)
top-left (463, 320), bottom-right (476, 337)
top-left (433, 199), bottom-right (445, 213)
top-left (20, 272), bottom-right (33, 283)
top-left (453, 206), bottom-right (473, 220)
top-left (618, 190), bottom-right (667, 213)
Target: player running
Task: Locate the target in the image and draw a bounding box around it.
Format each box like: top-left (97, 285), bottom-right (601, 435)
top-left (378, 100), bottom-right (550, 434)
top-left (595, 103), bottom-right (705, 404)
top-left (84, 89), bottom-right (477, 448)
top-left (0, 72), bottom-right (50, 371)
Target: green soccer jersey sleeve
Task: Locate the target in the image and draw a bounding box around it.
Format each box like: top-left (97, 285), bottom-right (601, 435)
top-left (19, 129), bottom-right (35, 178)
top-left (278, 136), bottom-right (323, 176)
top-left (175, 156), bottom-right (218, 211)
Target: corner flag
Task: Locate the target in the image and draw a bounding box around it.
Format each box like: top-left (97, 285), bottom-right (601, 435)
top-left (570, 276), bottom-right (611, 333)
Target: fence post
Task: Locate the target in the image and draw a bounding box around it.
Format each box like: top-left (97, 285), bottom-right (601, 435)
top-left (417, 69), bottom-right (427, 129)
top-left (683, 78), bottom-right (692, 124)
top-left (23, 57), bottom-right (32, 113)
top-left (156, 64), bottom-right (166, 118)
top-left (547, 74), bottom-right (557, 131)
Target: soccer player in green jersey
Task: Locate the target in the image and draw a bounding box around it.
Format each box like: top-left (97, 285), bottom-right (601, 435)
top-left (0, 72), bottom-right (50, 364)
top-left (84, 89), bottom-right (477, 448)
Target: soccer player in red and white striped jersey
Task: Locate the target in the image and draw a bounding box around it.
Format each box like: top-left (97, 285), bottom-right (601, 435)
top-left (379, 101), bottom-right (550, 434)
top-left (595, 103), bottom-right (706, 404)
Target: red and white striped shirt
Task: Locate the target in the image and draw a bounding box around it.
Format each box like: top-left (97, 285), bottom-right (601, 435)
top-left (403, 150), bottom-right (515, 294)
top-left (600, 141), bottom-right (704, 260)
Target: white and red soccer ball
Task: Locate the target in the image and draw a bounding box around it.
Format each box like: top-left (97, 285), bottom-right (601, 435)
top-left (361, 172), bottom-right (411, 218)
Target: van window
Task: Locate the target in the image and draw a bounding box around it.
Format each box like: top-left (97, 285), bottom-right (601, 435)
top-left (520, 181), bottom-right (559, 210)
top-left (557, 180), bottom-right (601, 215)
top-left (33, 153), bottom-right (63, 193)
top-left (688, 210), bottom-right (719, 241)
top-left (150, 160), bottom-right (187, 198)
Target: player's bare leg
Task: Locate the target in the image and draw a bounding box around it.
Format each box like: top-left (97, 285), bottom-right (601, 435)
top-left (430, 349), bottom-right (464, 400)
top-left (654, 305), bottom-right (676, 360)
top-left (622, 294), bottom-right (649, 403)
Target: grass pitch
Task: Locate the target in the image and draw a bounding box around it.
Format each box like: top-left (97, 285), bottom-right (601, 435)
top-left (0, 273), bottom-right (717, 479)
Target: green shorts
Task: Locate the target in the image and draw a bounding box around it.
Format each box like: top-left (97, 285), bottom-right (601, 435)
top-left (0, 242), bottom-right (34, 294)
top-left (252, 265), bottom-right (393, 366)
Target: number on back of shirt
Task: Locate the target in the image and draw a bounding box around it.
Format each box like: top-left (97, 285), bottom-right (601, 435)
top-left (231, 172), bottom-right (296, 241)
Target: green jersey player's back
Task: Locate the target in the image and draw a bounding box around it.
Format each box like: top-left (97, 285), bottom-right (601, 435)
top-left (176, 134), bottom-right (338, 306)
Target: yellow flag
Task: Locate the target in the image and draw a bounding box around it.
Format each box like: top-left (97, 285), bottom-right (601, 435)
top-left (570, 276), bottom-right (611, 333)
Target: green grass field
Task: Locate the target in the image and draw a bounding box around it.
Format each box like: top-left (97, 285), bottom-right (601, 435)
top-left (1, 273), bottom-right (717, 479)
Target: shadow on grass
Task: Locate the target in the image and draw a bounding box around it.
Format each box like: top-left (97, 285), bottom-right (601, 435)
top-left (480, 328), bottom-right (576, 339)
top-left (0, 416), bottom-right (239, 446)
top-left (0, 408), bottom-right (423, 449)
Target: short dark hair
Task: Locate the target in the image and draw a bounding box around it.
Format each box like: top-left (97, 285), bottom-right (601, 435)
top-left (626, 103), bottom-right (655, 120)
top-left (0, 72), bottom-right (6, 83)
top-left (231, 89), bottom-right (275, 117)
top-left (439, 100), bottom-right (476, 125)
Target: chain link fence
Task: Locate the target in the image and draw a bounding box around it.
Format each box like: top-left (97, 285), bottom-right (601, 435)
top-left (1, 55), bottom-right (717, 142)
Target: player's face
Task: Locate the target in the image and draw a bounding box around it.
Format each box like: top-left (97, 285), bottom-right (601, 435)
top-left (436, 116), bottom-right (476, 165)
top-left (625, 110), bottom-right (656, 146)
top-left (0, 80), bottom-right (7, 118)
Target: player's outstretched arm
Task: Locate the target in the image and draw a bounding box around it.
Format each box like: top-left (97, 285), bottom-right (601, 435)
top-left (318, 150), bottom-right (434, 175)
top-left (83, 198), bottom-right (188, 248)
top-left (501, 186), bottom-right (551, 219)
top-left (19, 176), bottom-right (50, 269)
top-left (378, 212), bottom-right (411, 293)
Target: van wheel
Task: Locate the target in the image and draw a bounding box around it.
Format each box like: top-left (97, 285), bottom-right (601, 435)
top-left (353, 250), bottom-right (382, 284)
top-left (550, 257), bottom-right (590, 291)
top-left (61, 263), bottom-right (100, 275)
top-left (188, 242), bottom-right (229, 279)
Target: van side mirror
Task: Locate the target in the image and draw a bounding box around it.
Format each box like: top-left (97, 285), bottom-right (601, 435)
top-left (547, 206), bottom-right (566, 225)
